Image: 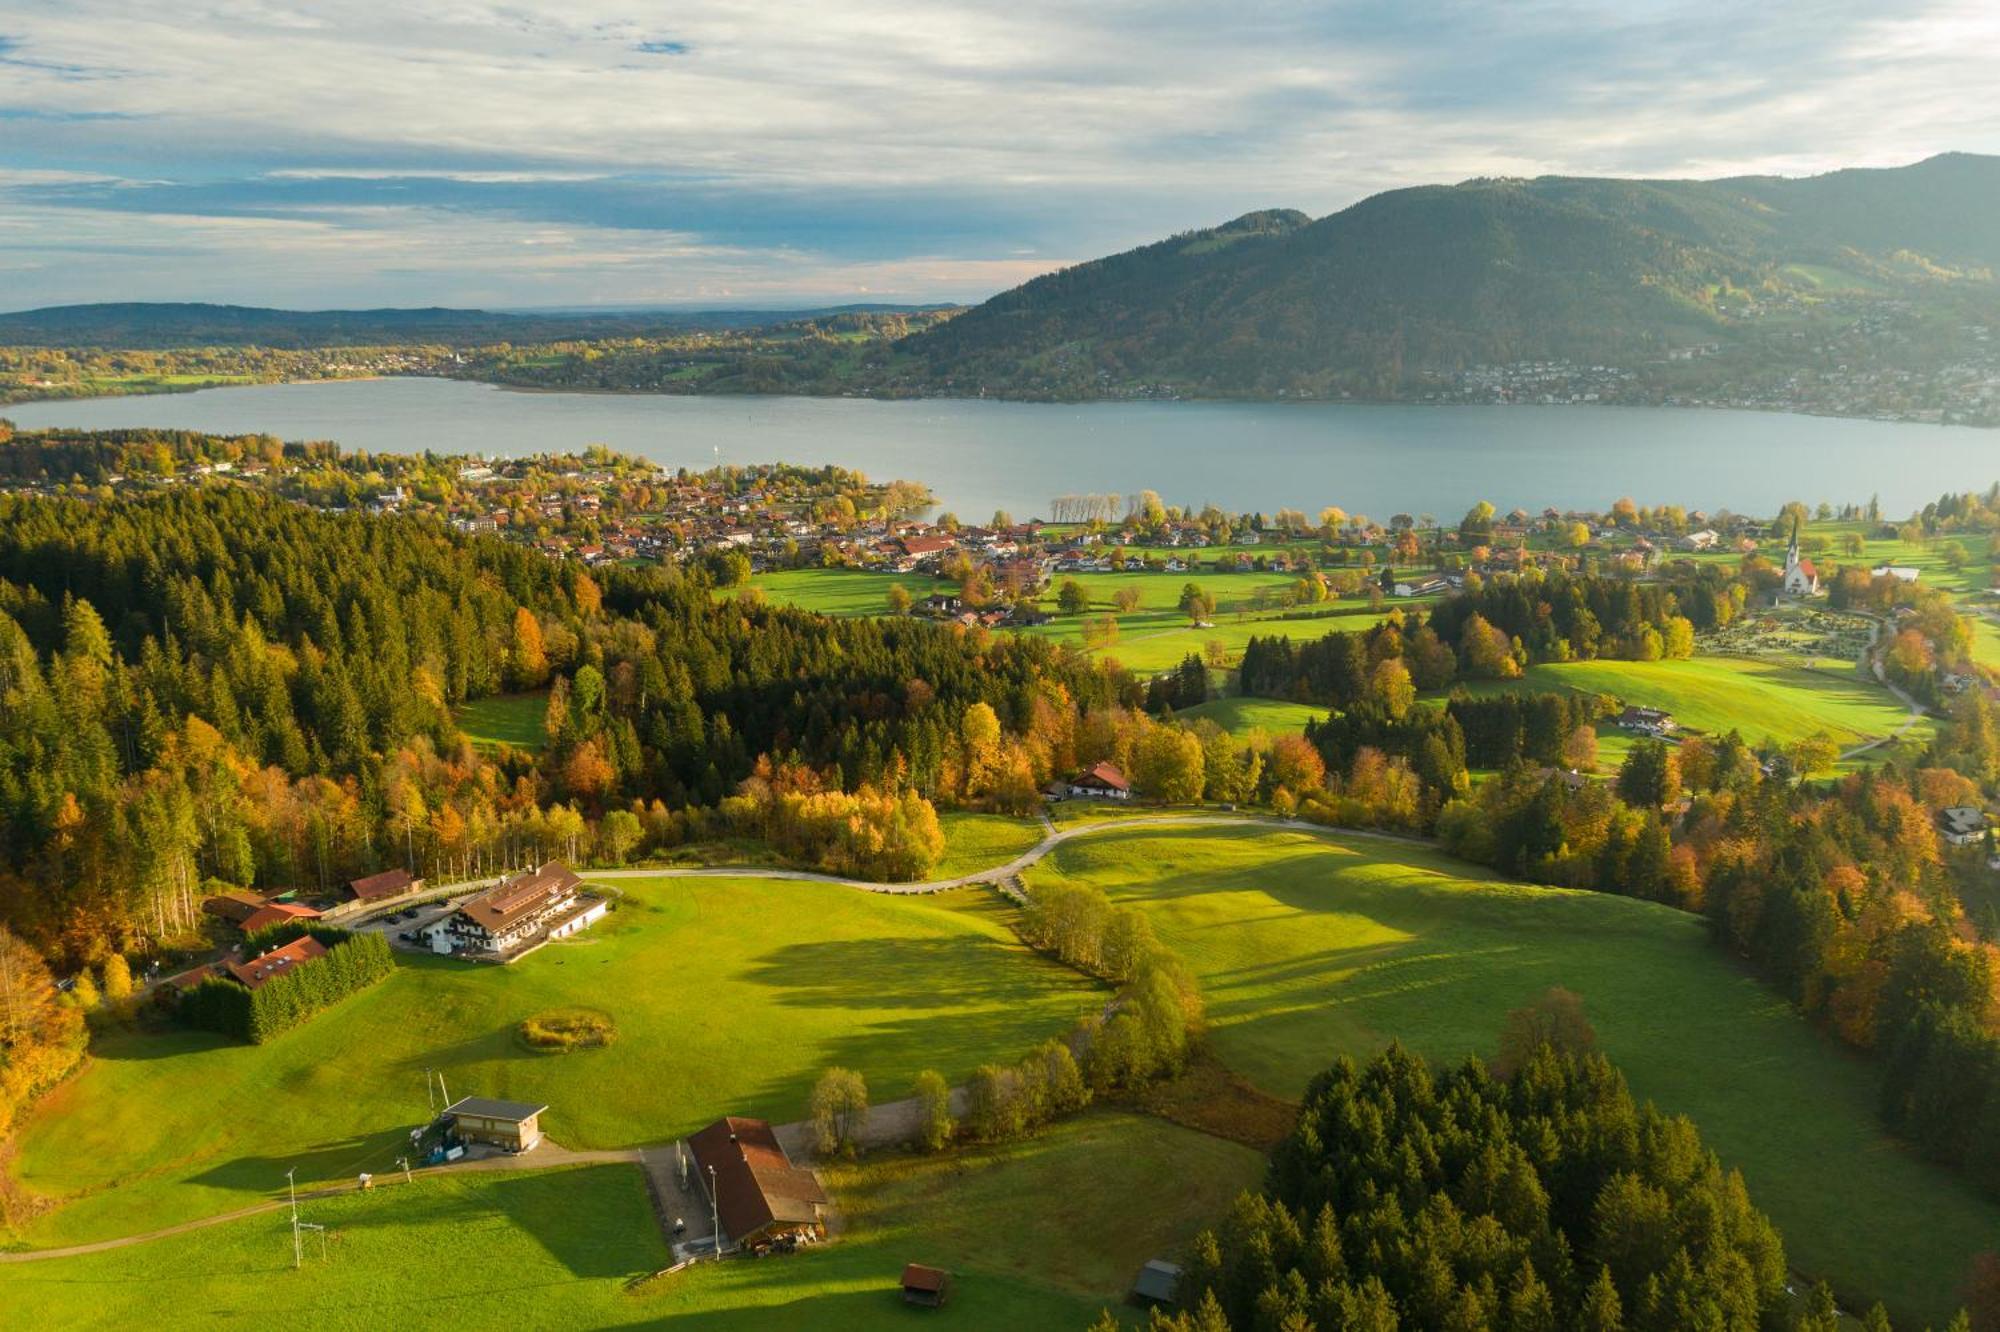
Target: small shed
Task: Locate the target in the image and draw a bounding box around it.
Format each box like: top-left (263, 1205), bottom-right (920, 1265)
top-left (901, 1263), bottom-right (951, 1307)
top-left (443, 1096), bottom-right (547, 1152)
top-left (1131, 1258), bottom-right (1182, 1308)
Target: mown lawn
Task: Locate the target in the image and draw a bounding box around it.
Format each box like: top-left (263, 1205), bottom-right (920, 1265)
top-left (1022, 824), bottom-right (2000, 1326)
top-left (3, 1165), bottom-right (669, 1331)
top-left (7, 1115), bottom-right (1258, 1331)
top-left (8, 879), bottom-right (1100, 1248)
top-left (935, 812), bottom-right (1046, 880)
top-left (651, 1112), bottom-right (1262, 1328)
top-left (742, 564), bottom-right (1413, 674)
top-left (455, 692), bottom-right (550, 751)
top-left (1174, 695), bottom-right (1327, 738)
top-left (1456, 655), bottom-right (1914, 753)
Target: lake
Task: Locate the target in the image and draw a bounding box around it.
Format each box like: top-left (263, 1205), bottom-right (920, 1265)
top-left (6, 377), bottom-right (1995, 520)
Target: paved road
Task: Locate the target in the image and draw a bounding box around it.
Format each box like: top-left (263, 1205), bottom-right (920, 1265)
top-left (1840, 614), bottom-right (1930, 761)
top-left (0, 1139), bottom-right (642, 1264)
top-left (580, 810), bottom-right (1421, 896)
top-left (2, 811), bottom-right (1389, 1262)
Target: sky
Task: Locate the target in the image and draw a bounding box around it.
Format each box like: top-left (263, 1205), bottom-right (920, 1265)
top-left (2, 1), bottom-right (1997, 311)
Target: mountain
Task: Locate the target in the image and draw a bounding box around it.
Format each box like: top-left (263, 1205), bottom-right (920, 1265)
top-left (896, 154), bottom-right (2000, 399)
top-left (0, 301), bottom-right (951, 348)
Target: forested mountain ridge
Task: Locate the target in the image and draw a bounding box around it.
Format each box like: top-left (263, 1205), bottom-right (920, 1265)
top-left (898, 153), bottom-right (2000, 401)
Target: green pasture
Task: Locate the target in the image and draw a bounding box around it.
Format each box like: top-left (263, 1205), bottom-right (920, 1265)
top-left (1022, 824), bottom-right (2000, 1325)
top-left (1455, 654), bottom-right (1916, 755)
top-left (7, 879), bottom-right (1099, 1248)
top-left (1173, 695), bottom-right (1327, 739)
top-left (6, 1115), bottom-right (1255, 1331)
top-left (2, 1165), bottom-right (668, 1331)
top-left (652, 1111), bottom-right (1260, 1328)
top-left (455, 692), bottom-right (550, 752)
top-left (934, 812), bottom-right (1046, 880)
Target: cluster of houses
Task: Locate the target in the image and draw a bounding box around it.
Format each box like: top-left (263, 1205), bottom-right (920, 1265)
top-left (419, 862), bottom-right (608, 960)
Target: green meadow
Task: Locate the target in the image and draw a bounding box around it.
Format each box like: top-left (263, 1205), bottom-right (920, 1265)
top-left (1172, 695), bottom-right (1326, 738)
top-left (742, 564), bottom-right (1411, 673)
top-left (650, 1112), bottom-right (1260, 1329)
top-left (933, 811), bottom-right (1047, 879)
top-left (1022, 823), bottom-right (2000, 1325)
top-left (454, 692), bottom-right (550, 752)
top-left (1458, 654), bottom-right (1916, 753)
top-left (7, 879), bottom-right (1100, 1248)
top-left (4, 1115), bottom-right (1256, 1331)
top-left (2, 1165), bottom-right (668, 1331)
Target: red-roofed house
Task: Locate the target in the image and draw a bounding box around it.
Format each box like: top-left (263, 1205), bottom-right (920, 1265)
top-left (240, 901), bottom-right (323, 935)
top-left (1066, 761), bottom-right (1132, 800)
top-left (345, 867), bottom-right (422, 904)
top-left (223, 935), bottom-right (328, 990)
top-left (688, 1116), bottom-right (829, 1250)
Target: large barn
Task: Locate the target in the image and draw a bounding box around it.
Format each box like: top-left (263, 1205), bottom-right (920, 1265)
top-left (688, 1116), bottom-right (829, 1250)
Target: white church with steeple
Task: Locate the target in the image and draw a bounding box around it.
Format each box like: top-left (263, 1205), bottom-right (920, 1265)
top-left (1780, 519), bottom-right (1820, 597)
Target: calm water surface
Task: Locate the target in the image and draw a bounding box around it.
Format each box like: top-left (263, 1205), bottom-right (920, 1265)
top-left (7, 378), bottom-right (1995, 519)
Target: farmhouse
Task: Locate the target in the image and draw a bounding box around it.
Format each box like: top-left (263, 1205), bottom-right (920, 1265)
top-left (345, 867), bottom-right (422, 905)
top-left (1615, 706), bottom-right (1678, 736)
top-left (238, 901), bottom-right (323, 934)
top-left (1066, 761), bottom-right (1132, 800)
top-left (223, 935), bottom-right (328, 990)
top-left (442, 1096), bottom-right (546, 1152)
top-left (424, 862), bottom-right (606, 958)
top-left (1939, 806), bottom-right (1988, 847)
top-left (1872, 565), bottom-right (1922, 583)
top-left (688, 1116), bottom-right (829, 1250)
top-left (201, 889), bottom-right (270, 926)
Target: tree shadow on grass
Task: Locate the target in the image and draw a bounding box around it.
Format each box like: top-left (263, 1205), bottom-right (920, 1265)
top-left (742, 936), bottom-right (1096, 1012)
top-left (187, 1124), bottom-right (415, 1197)
top-left (326, 1164), bottom-right (663, 1282)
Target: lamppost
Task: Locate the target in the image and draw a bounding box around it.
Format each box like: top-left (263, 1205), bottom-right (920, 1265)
top-left (709, 1164), bottom-right (720, 1256)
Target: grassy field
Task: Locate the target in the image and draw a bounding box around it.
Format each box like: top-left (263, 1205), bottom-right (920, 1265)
top-left (7, 1114), bottom-right (1257, 1330)
top-left (455, 692), bottom-right (550, 751)
top-left (742, 565), bottom-right (1412, 674)
top-left (1174, 695), bottom-right (1327, 738)
top-left (8, 879), bottom-right (1100, 1248)
top-left (1022, 823), bottom-right (2000, 1325)
top-left (1973, 615), bottom-right (2000, 672)
top-left (3, 1165), bottom-right (669, 1331)
top-left (650, 1112), bottom-right (1262, 1328)
top-left (1456, 655), bottom-right (1916, 755)
top-left (934, 812), bottom-right (1046, 879)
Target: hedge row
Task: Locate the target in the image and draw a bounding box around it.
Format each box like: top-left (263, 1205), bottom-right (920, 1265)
top-left (180, 929), bottom-right (395, 1043)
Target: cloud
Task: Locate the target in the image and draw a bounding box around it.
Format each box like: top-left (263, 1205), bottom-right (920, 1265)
top-left (0, 1), bottom-right (1996, 307)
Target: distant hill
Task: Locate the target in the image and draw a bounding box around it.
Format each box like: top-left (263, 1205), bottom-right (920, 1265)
top-left (897, 154), bottom-right (2000, 398)
top-left (0, 301), bottom-right (953, 349)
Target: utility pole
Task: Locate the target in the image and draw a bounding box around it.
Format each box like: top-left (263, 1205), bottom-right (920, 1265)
top-left (286, 1167), bottom-right (301, 1269)
top-left (436, 1069), bottom-right (450, 1110)
top-left (709, 1164), bottom-right (719, 1256)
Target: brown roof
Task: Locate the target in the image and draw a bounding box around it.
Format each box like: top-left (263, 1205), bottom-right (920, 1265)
top-left (224, 935), bottom-right (327, 990)
top-left (688, 1116), bottom-right (828, 1244)
top-left (202, 890), bottom-right (268, 924)
top-left (459, 862), bottom-right (581, 935)
top-left (1072, 760), bottom-right (1130, 793)
top-left (902, 1264), bottom-right (950, 1293)
top-left (240, 902), bottom-right (322, 934)
top-left (347, 867), bottom-right (416, 901)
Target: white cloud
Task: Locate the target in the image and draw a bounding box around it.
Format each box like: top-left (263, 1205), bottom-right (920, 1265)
top-left (1, 0), bottom-right (1997, 305)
